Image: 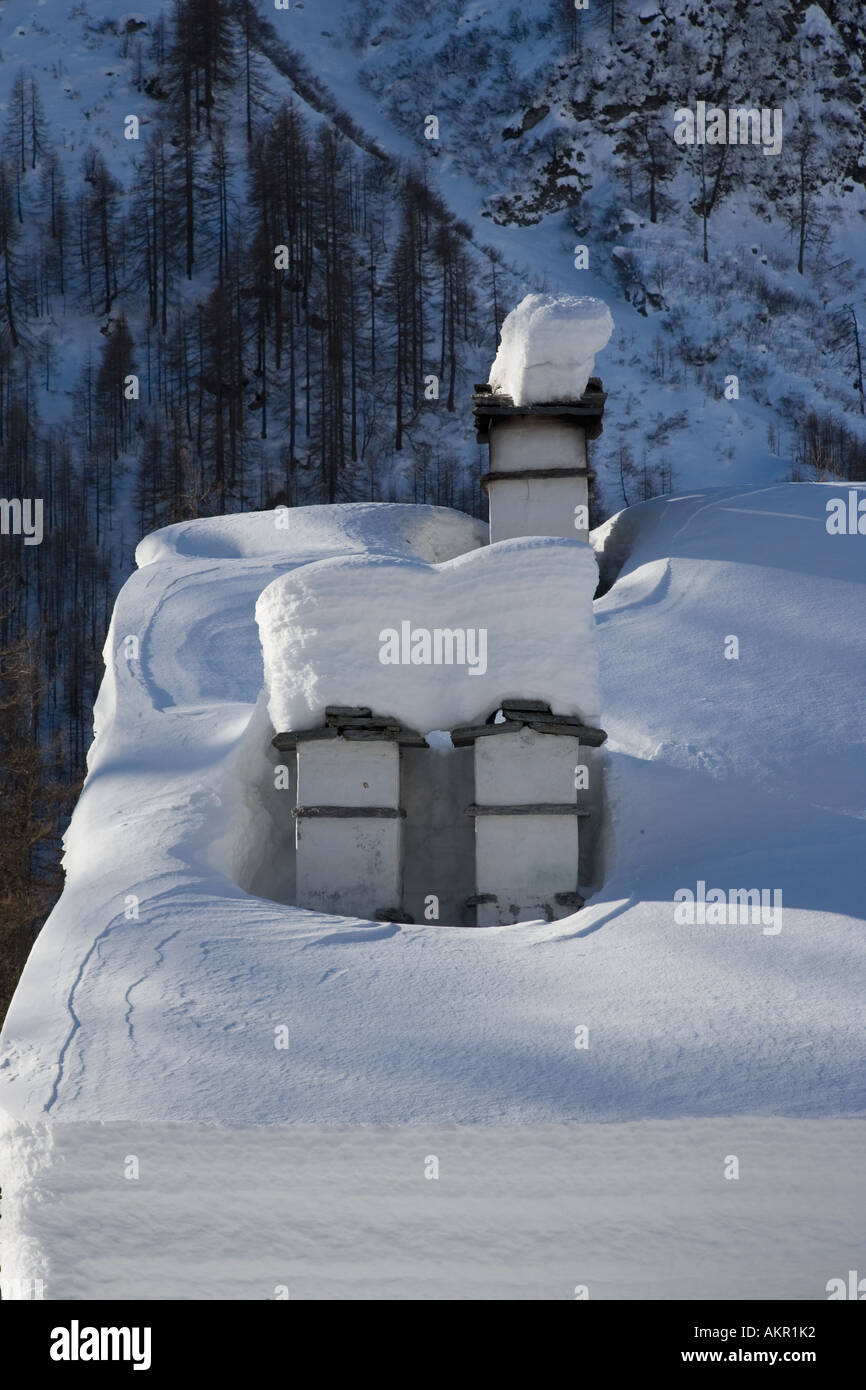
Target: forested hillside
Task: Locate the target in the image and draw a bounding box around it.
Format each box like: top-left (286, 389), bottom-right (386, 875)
top-left (350, 0), bottom-right (866, 491)
top-left (0, 0), bottom-right (506, 1017)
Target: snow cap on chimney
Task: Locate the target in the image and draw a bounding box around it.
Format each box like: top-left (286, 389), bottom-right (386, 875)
top-left (489, 293), bottom-right (614, 406)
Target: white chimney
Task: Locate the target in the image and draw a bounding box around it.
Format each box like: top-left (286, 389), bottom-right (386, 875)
top-left (475, 293), bottom-right (612, 542)
top-left (453, 701), bottom-right (606, 927)
top-left (273, 707), bottom-right (427, 922)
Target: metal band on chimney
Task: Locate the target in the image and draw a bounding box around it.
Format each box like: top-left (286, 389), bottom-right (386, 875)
top-left (481, 466), bottom-right (589, 491)
top-left (465, 803), bottom-right (590, 817)
top-left (293, 806), bottom-right (406, 819)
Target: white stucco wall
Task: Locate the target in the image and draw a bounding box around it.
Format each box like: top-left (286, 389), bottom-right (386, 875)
top-left (487, 475), bottom-right (589, 543)
top-left (473, 728), bottom-right (582, 926)
top-left (297, 738), bottom-right (400, 806)
top-left (488, 416), bottom-right (588, 474)
top-left (295, 739), bottom-right (403, 918)
top-left (487, 417), bottom-right (589, 542)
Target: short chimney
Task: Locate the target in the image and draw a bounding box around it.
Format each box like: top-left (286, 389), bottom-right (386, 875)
top-left (452, 702), bottom-right (606, 927)
top-left (273, 707), bottom-right (426, 922)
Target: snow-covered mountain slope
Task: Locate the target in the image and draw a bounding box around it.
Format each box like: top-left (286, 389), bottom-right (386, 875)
top-left (3, 0), bottom-right (865, 523)
top-left (302, 0), bottom-right (866, 507)
top-left (257, 0), bottom-right (866, 510)
top-left (0, 485), bottom-right (863, 1127)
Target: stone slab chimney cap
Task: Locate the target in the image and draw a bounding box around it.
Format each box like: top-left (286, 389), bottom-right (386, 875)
top-left (472, 378), bottom-right (606, 443)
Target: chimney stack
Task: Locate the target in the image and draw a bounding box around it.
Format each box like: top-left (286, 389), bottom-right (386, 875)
top-left (476, 292), bottom-right (612, 542)
top-left (453, 700), bottom-right (606, 927)
top-left (473, 379), bottom-right (606, 542)
top-left (273, 707), bottom-right (427, 922)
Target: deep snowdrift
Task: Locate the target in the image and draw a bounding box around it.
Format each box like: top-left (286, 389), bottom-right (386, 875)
top-left (257, 536), bottom-right (601, 734)
top-left (1, 485), bottom-right (864, 1296)
top-left (1, 484), bottom-right (862, 1127)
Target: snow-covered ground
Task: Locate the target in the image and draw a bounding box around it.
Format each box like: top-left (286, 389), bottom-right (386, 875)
top-left (2, 1117), bottom-right (862, 1300)
top-left (1, 486), bottom-right (864, 1296)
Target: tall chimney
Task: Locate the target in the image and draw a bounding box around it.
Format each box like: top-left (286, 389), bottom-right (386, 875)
top-left (473, 381), bottom-right (606, 542)
top-left (476, 292), bottom-right (612, 542)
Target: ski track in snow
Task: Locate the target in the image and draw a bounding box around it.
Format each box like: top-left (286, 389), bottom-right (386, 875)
top-left (43, 915), bottom-right (122, 1118)
top-left (123, 929), bottom-right (182, 1043)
